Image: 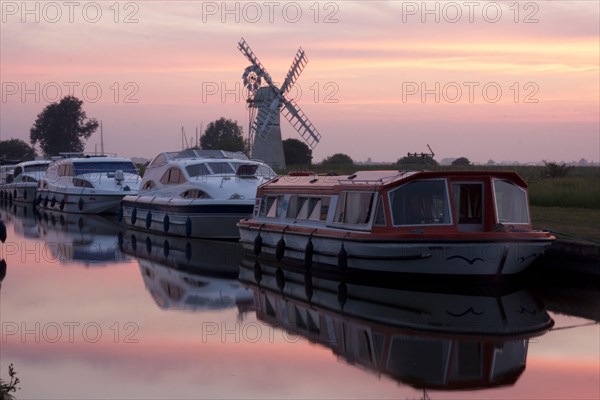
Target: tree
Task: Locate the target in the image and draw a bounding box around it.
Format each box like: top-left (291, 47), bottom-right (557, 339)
top-left (451, 157), bottom-right (471, 166)
top-left (322, 153), bottom-right (354, 166)
top-left (0, 139), bottom-right (37, 162)
top-left (29, 96), bottom-right (98, 158)
top-left (200, 118), bottom-right (245, 152)
top-left (542, 160), bottom-right (572, 178)
top-left (283, 138), bottom-right (312, 166)
top-left (396, 155), bottom-right (438, 167)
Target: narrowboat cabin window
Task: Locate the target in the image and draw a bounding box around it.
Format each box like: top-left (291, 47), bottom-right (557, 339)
top-left (389, 180), bottom-right (451, 225)
top-left (259, 195), bottom-right (285, 218)
top-left (493, 180), bottom-right (529, 224)
top-left (286, 196), bottom-right (331, 221)
top-left (334, 191), bottom-right (375, 225)
top-left (374, 197), bottom-right (387, 226)
top-left (453, 183), bottom-right (483, 224)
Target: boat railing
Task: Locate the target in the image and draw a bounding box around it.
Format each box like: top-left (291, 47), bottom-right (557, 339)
top-left (334, 171), bottom-right (415, 186)
top-left (57, 152), bottom-right (118, 159)
top-left (165, 149), bottom-right (249, 161)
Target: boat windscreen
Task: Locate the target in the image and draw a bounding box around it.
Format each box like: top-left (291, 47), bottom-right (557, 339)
top-left (236, 164), bottom-right (258, 176)
top-left (24, 164), bottom-right (49, 173)
top-left (73, 162), bottom-right (137, 175)
top-left (207, 162), bottom-right (235, 174)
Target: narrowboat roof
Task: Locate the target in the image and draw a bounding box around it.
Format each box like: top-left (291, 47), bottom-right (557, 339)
top-left (261, 170), bottom-right (528, 193)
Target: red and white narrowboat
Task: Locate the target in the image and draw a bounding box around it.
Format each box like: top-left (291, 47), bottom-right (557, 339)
top-left (237, 170), bottom-right (555, 277)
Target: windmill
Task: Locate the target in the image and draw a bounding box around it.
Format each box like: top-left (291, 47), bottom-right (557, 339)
top-left (238, 37), bottom-right (321, 169)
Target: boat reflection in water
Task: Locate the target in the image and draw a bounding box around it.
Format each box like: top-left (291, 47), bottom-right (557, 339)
top-left (1, 203), bottom-right (40, 239)
top-left (35, 209), bottom-right (127, 266)
top-left (240, 256), bottom-right (554, 391)
top-left (120, 230), bottom-right (251, 311)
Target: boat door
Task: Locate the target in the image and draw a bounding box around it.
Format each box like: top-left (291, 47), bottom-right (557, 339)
top-left (452, 183), bottom-right (484, 232)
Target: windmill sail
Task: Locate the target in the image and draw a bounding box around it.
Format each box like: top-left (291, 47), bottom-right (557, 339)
top-left (238, 38), bottom-right (322, 168)
top-left (281, 48), bottom-right (308, 95)
top-left (282, 98), bottom-right (321, 149)
top-left (238, 38), bottom-right (278, 90)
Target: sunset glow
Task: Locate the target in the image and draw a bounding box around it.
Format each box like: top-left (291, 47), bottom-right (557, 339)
top-left (1, 1), bottom-right (598, 164)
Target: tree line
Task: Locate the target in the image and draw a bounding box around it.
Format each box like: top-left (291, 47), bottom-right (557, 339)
top-left (2, 95), bottom-right (572, 179)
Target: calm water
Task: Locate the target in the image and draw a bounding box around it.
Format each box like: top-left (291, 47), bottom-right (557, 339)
top-left (1, 204), bottom-right (598, 399)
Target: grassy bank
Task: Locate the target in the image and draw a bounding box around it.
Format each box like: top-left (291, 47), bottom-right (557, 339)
top-left (531, 206), bottom-right (600, 241)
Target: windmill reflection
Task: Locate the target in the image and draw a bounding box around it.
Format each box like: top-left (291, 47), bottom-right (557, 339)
top-left (240, 256), bottom-right (554, 391)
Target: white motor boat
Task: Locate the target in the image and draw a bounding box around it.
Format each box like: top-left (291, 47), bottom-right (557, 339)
top-left (120, 149), bottom-right (276, 239)
top-left (37, 154), bottom-right (141, 214)
top-left (1, 159), bottom-right (51, 205)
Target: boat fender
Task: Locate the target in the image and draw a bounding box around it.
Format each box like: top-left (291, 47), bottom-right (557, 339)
top-left (59, 199), bottom-right (65, 211)
top-left (131, 234), bottom-right (137, 251)
top-left (43, 196), bottom-right (49, 208)
top-left (145, 212), bottom-right (152, 229)
top-left (78, 198), bottom-right (84, 211)
top-left (131, 208), bottom-right (137, 225)
top-left (50, 197), bottom-right (56, 208)
top-left (0, 221), bottom-right (7, 243)
top-left (304, 238), bottom-right (314, 270)
top-left (163, 240), bottom-right (170, 258)
top-left (304, 272), bottom-right (313, 301)
top-left (185, 217), bottom-right (192, 237)
top-left (275, 268), bottom-right (285, 291)
top-left (338, 244), bottom-right (348, 271)
top-left (337, 282), bottom-right (348, 310)
top-left (0, 259), bottom-right (6, 281)
top-left (145, 236), bottom-right (152, 254)
top-left (185, 242), bottom-right (192, 262)
top-left (117, 206), bottom-right (124, 222)
top-left (275, 237), bottom-right (286, 261)
top-left (253, 234), bottom-right (263, 256)
top-left (253, 261), bottom-right (262, 284)
top-left (163, 214), bottom-right (170, 233)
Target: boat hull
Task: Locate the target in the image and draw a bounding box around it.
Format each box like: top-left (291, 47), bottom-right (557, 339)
top-left (121, 196), bottom-right (254, 239)
top-left (239, 225), bottom-right (553, 276)
top-left (37, 189), bottom-right (126, 214)
top-left (1, 183), bottom-right (38, 205)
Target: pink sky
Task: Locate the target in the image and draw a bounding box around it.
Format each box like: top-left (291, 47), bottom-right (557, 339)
top-left (1, 1), bottom-right (598, 163)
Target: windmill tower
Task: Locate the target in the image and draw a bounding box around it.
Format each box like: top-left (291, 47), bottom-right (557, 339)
top-left (238, 38), bottom-right (321, 170)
